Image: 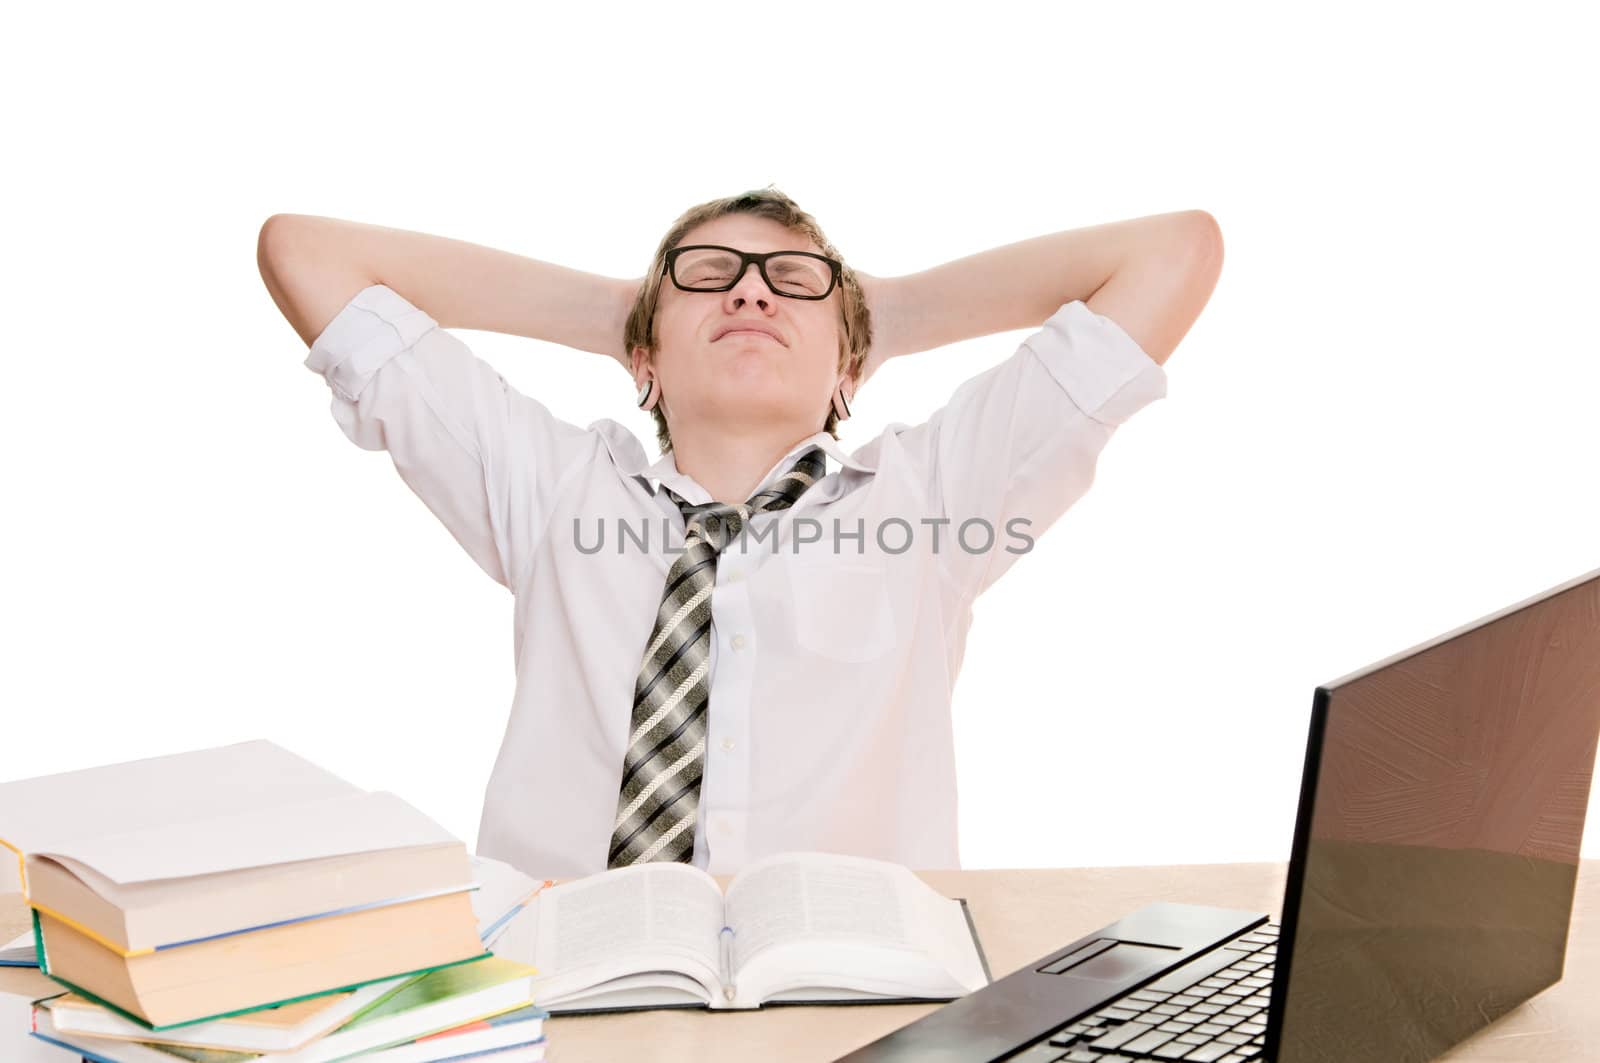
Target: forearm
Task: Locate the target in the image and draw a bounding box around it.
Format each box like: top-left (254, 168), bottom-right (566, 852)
top-left (871, 210), bottom-right (1212, 359)
top-left (257, 213), bottom-right (634, 366)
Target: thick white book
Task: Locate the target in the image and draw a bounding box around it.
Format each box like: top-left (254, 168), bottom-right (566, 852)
top-left (0, 740), bottom-right (488, 1027)
top-left (492, 850), bottom-right (992, 1013)
top-left (0, 740), bottom-right (475, 953)
top-left (0, 853), bottom-right (535, 972)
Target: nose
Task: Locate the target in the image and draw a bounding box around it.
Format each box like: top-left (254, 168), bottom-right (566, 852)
top-left (724, 258), bottom-right (775, 309)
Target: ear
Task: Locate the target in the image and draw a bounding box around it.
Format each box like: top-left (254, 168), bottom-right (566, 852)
top-left (831, 371), bottom-right (855, 422)
top-left (633, 346), bottom-right (663, 413)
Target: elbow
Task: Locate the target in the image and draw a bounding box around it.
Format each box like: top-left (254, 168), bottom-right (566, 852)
top-left (256, 213), bottom-right (305, 280)
top-left (255, 215), bottom-right (304, 325)
top-left (1181, 210), bottom-right (1225, 277)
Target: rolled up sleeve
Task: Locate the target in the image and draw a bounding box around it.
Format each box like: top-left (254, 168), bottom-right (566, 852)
top-left (898, 299), bottom-right (1169, 608)
top-left (304, 283), bottom-right (585, 591)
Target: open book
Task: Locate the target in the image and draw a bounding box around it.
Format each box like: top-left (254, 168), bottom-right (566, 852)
top-left (491, 851), bottom-right (991, 1013)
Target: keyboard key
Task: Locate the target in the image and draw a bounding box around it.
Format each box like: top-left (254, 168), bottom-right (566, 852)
top-left (1121, 1029), bottom-right (1181, 1054)
top-left (1130, 990), bottom-right (1173, 1003)
top-left (1101, 1006), bottom-right (1141, 1022)
top-left (1148, 948), bottom-right (1252, 992)
top-left (1007, 1045), bottom-right (1068, 1061)
top-left (1182, 1044), bottom-right (1235, 1062)
top-left (1087, 1022), bottom-right (1154, 1050)
top-left (1061, 1051), bottom-right (1099, 1062)
top-left (1170, 993), bottom-right (1204, 1006)
top-left (1176, 1032), bottom-right (1213, 1045)
top-left (1151, 1042), bottom-right (1194, 1059)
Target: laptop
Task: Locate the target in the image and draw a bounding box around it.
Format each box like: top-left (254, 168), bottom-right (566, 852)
top-left (837, 565), bottom-right (1600, 1063)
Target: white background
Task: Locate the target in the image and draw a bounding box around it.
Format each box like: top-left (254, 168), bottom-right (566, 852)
top-left (3, 2), bottom-right (1597, 891)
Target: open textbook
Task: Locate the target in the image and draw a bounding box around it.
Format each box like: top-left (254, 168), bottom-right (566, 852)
top-left (492, 851), bottom-right (992, 1014)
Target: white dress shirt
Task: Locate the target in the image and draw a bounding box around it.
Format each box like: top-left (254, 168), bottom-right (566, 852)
top-left (303, 283), bottom-right (1168, 879)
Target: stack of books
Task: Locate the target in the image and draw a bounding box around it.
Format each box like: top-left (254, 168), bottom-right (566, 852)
top-left (0, 741), bottom-right (552, 1061)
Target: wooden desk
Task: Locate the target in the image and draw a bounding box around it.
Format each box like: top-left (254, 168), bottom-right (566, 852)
top-left (4, 860), bottom-right (1595, 1061)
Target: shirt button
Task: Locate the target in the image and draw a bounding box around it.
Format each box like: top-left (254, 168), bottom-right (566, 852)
top-left (730, 634), bottom-right (746, 651)
top-left (721, 737), bottom-right (736, 752)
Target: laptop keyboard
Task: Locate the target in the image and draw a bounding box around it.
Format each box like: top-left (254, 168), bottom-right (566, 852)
top-left (1009, 922), bottom-right (1281, 1062)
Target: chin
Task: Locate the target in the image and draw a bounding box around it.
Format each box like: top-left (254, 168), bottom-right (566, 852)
top-left (709, 396), bottom-right (816, 428)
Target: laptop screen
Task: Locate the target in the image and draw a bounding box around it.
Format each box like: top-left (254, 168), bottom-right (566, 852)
top-left (1270, 568), bottom-right (1600, 1062)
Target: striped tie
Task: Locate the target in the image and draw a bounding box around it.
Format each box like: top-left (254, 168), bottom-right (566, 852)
top-left (608, 446), bottom-right (827, 867)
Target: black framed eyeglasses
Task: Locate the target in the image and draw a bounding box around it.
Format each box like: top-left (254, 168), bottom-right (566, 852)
top-left (664, 244), bottom-right (841, 300)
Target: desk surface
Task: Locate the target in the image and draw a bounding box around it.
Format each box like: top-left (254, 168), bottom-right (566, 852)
top-left (3, 859), bottom-right (1596, 1062)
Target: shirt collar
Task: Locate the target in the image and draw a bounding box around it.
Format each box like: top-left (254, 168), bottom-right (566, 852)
top-left (592, 422), bottom-right (877, 501)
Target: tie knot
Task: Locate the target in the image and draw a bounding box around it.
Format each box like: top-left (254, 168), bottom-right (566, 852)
top-left (685, 502), bottom-right (748, 551)
top-left (664, 446), bottom-right (826, 554)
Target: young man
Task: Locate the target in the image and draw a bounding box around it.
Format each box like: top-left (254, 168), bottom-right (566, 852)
top-left (257, 189), bottom-right (1222, 880)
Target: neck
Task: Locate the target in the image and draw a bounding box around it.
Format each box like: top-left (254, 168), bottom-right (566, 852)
top-left (667, 421), bottom-right (824, 504)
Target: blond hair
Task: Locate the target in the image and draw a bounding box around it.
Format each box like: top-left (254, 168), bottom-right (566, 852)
top-left (622, 185), bottom-right (873, 455)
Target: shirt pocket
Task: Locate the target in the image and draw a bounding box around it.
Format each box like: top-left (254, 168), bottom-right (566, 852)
top-left (783, 555), bottom-right (897, 663)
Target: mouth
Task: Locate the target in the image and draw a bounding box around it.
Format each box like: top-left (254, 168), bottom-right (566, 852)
top-left (713, 325), bottom-right (784, 345)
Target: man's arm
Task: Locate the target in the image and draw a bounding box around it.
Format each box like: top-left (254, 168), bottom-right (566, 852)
top-left (857, 209), bottom-right (1223, 377)
top-left (256, 213), bottom-right (637, 371)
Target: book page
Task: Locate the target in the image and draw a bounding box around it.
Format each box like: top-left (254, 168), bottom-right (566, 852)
top-left (724, 851), bottom-right (988, 1003)
top-left (493, 862), bottom-right (725, 1005)
top-left (0, 740), bottom-right (356, 863)
top-left (469, 854), bottom-right (539, 944)
top-left (536, 971), bottom-right (711, 1012)
top-left (726, 853), bottom-right (912, 968)
top-left (42, 790), bottom-right (457, 887)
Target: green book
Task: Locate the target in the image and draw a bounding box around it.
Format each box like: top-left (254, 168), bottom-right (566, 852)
top-left (31, 955), bottom-right (542, 1063)
top-left (331, 955), bottom-right (542, 1050)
